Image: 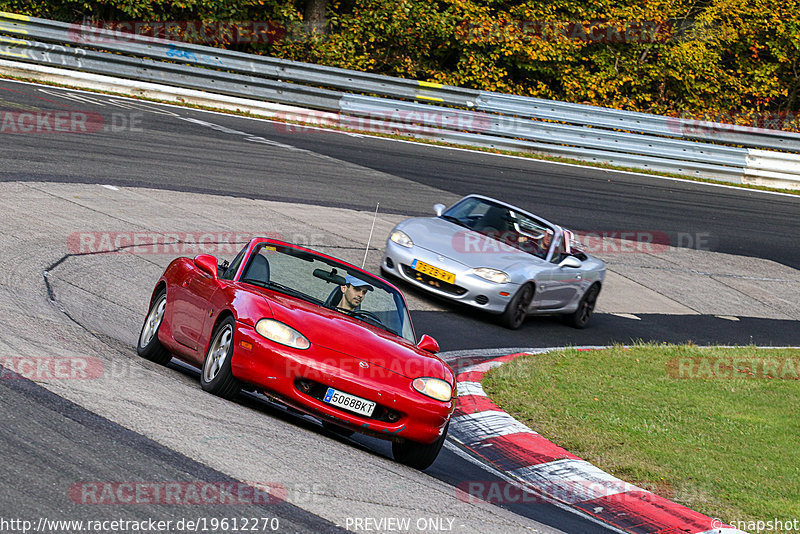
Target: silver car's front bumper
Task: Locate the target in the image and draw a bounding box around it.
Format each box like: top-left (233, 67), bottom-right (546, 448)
top-left (382, 239), bottom-right (519, 314)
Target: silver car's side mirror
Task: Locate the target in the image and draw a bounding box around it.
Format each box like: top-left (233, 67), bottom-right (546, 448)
top-left (433, 203), bottom-right (446, 216)
top-left (558, 256), bottom-right (582, 269)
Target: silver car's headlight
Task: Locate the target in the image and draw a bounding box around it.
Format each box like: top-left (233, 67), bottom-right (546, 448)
top-left (390, 230), bottom-right (413, 248)
top-left (255, 319), bottom-right (310, 350)
top-left (412, 377), bottom-right (452, 402)
top-left (471, 267), bottom-right (510, 284)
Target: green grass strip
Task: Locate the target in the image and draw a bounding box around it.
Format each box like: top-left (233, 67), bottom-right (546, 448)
top-left (482, 344), bottom-right (800, 526)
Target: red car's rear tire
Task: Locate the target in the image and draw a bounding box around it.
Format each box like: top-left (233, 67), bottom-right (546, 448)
top-left (392, 420), bottom-right (449, 470)
top-left (137, 289), bottom-right (171, 365)
top-left (201, 316), bottom-right (241, 399)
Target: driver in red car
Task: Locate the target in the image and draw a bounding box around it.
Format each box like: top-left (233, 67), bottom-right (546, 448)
top-left (338, 275), bottom-right (374, 311)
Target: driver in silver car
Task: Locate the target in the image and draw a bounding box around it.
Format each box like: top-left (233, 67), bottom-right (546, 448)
top-left (337, 274), bottom-right (374, 311)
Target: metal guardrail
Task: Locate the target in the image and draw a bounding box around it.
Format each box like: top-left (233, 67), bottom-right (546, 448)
top-left (339, 95), bottom-right (750, 168)
top-left (1, 11), bottom-right (799, 188)
top-left (475, 93), bottom-right (800, 152)
top-left (0, 13), bottom-right (480, 107)
top-left (0, 35), bottom-right (342, 110)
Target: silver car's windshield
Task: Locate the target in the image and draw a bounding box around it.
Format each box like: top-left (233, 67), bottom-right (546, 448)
top-left (239, 243), bottom-right (415, 342)
top-left (443, 197), bottom-right (554, 259)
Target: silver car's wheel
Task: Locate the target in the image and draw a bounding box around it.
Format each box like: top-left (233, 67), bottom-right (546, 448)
top-left (201, 316), bottom-right (241, 399)
top-left (499, 284), bottom-right (533, 330)
top-left (137, 289), bottom-right (171, 365)
top-left (564, 283), bottom-right (600, 329)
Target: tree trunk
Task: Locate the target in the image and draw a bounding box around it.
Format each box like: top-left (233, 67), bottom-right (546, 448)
top-left (304, 0), bottom-right (328, 35)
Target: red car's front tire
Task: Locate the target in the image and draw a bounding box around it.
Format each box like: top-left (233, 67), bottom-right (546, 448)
top-left (201, 316), bottom-right (241, 399)
top-left (392, 420), bottom-right (449, 470)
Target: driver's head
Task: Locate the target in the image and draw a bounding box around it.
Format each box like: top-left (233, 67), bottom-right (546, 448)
top-left (542, 229), bottom-right (553, 248)
top-left (340, 275), bottom-right (374, 311)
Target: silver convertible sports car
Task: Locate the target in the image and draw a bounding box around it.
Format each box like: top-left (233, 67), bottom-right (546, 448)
top-left (381, 195), bottom-right (606, 329)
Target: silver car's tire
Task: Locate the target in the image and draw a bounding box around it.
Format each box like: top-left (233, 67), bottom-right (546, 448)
top-left (137, 289), bottom-right (171, 365)
top-left (392, 420), bottom-right (449, 470)
top-left (200, 316), bottom-right (241, 399)
top-left (499, 283), bottom-right (533, 330)
top-left (564, 283), bottom-right (600, 329)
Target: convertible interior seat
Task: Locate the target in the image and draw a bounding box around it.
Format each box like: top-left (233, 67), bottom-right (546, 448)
top-left (325, 286), bottom-right (343, 308)
top-left (475, 206), bottom-right (511, 232)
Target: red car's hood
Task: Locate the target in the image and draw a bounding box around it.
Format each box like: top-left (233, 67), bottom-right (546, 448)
top-left (262, 292), bottom-right (448, 380)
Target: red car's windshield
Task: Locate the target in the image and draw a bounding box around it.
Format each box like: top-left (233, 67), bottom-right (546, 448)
top-left (239, 243), bottom-right (415, 342)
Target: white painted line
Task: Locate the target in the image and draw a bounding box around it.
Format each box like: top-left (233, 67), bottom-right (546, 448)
top-left (100, 184), bottom-right (119, 191)
top-left (37, 87), bottom-right (106, 106)
top-left (464, 360), bottom-right (505, 374)
top-left (715, 315), bottom-right (740, 321)
top-left (610, 312), bottom-right (641, 320)
top-left (456, 381), bottom-right (486, 397)
top-left (510, 458), bottom-right (639, 504)
top-left (450, 411), bottom-right (537, 444)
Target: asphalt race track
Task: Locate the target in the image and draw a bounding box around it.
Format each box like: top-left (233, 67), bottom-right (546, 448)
top-left (1, 78), bottom-right (798, 533)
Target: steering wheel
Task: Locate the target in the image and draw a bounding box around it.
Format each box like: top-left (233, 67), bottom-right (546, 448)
top-left (350, 309), bottom-right (384, 325)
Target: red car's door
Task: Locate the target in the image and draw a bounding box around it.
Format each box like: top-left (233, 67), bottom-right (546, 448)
top-left (170, 267), bottom-right (220, 352)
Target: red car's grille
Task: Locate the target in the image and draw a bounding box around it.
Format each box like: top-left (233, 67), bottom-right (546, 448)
top-left (294, 379), bottom-right (403, 423)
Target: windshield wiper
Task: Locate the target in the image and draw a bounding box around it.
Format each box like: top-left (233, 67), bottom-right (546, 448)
top-left (240, 278), bottom-right (321, 305)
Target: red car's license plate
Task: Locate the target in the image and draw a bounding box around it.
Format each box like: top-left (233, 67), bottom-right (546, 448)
top-left (323, 387), bottom-right (376, 417)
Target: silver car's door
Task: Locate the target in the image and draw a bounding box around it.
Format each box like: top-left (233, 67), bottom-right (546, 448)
top-left (534, 233), bottom-right (583, 309)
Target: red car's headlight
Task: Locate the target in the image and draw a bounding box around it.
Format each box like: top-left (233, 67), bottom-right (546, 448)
top-left (255, 319), bottom-right (310, 350)
top-left (412, 377), bottom-right (452, 402)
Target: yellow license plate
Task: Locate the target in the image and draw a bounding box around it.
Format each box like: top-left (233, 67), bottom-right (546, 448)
top-left (411, 260), bottom-right (455, 284)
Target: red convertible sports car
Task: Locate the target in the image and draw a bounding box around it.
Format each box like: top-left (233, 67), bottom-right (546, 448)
top-left (137, 238), bottom-right (454, 469)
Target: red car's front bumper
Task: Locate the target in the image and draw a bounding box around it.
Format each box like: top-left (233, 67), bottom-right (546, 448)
top-left (230, 322), bottom-right (454, 444)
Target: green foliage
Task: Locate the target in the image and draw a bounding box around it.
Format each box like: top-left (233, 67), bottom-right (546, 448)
top-left (2, 0), bottom-right (798, 122)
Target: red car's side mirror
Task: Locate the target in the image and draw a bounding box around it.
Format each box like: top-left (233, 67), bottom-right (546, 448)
top-left (194, 254), bottom-right (219, 279)
top-left (417, 334), bottom-right (440, 353)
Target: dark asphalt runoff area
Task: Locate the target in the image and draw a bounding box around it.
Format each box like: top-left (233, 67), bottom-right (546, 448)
top-left (0, 365), bottom-right (345, 533)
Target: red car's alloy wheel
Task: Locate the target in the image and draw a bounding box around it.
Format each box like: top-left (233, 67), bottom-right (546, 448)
top-left (137, 290), bottom-right (171, 365)
top-left (201, 316), bottom-right (241, 399)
